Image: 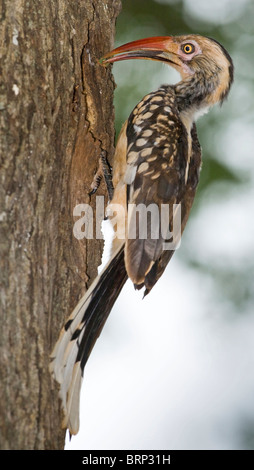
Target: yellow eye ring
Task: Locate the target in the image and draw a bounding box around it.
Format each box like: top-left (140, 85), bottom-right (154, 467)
top-left (182, 43), bottom-right (195, 54)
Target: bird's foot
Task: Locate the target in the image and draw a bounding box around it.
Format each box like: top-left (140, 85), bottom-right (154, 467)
top-left (89, 150), bottom-right (114, 200)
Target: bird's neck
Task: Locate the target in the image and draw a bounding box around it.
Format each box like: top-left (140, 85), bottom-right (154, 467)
top-left (174, 72), bottom-right (219, 129)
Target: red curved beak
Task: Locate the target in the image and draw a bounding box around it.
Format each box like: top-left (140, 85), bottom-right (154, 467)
top-left (100, 36), bottom-right (179, 66)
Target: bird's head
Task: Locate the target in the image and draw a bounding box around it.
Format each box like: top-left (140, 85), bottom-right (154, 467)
top-left (101, 34), bottom-right (233, 108)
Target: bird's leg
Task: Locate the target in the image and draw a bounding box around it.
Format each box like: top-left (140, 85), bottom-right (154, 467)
top-left (89, 150), bottom-right (114, 200)
top-left (101, 151), bottom-right (114, 200)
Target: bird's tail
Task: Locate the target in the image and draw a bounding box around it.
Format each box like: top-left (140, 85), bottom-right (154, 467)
top-left (50, 243), bottom-right (127, 435)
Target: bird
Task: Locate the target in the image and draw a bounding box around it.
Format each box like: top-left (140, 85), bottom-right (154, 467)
top-left (50, 34), bottom-right (234, 435)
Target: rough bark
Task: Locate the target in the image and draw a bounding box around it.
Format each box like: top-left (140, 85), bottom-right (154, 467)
top-left (0, 0), bottom-right (121, 450)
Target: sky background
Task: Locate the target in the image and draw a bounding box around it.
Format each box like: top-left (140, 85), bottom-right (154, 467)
top-left (67, 0), bottom-right (254, 450)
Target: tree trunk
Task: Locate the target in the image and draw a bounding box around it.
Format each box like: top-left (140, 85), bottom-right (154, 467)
top-left (0, 0), bottom-right (121, 450)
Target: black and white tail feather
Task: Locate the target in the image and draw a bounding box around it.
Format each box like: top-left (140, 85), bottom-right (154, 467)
top-left (50, 242), bottom-right (127, 435)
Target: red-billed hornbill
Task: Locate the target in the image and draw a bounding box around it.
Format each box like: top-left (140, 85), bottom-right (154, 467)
top-left (50, 34), bottom-right (233, 434)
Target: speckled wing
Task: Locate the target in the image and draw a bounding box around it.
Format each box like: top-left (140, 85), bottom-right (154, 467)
top-left (143, 123), bottom-right (201, 294)
top-left (124, 85), bottom-right (201, 293)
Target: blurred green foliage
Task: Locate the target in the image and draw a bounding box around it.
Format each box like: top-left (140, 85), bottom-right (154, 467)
top-left (113, 0), bottom-right (254, 187)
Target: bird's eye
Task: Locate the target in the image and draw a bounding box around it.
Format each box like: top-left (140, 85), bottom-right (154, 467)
top-left (182, 43), bottom-right (195, 54)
